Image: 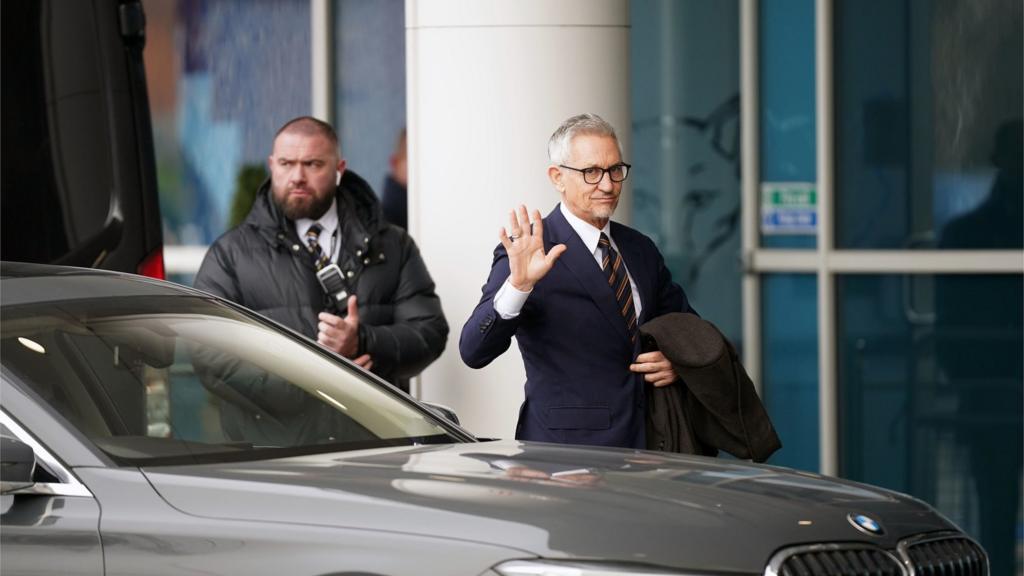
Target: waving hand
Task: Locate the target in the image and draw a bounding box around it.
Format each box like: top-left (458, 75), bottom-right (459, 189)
top-left (499, 205), bottom-right (566, 291)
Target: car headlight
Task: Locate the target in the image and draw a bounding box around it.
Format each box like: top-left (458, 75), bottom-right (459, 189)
top-left (493, 559), bottom-right (720, 576)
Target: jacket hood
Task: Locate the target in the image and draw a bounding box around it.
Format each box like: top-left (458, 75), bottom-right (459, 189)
top-left (245, 169), bottom-right (384, 240)
top-left (142, 440), bottom-right (952, 574)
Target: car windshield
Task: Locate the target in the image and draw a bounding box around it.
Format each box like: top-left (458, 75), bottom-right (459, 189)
top-left (1, 294), bottom-right (462, 465)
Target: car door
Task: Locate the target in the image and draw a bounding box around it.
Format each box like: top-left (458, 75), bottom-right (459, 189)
top-left (0, 0), bottom-right (163, 277)
top-left (0, 412), bottom-right (103, 576)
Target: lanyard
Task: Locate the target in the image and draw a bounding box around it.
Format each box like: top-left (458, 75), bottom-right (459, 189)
top-left (325, 226), bottom-right (340, 263)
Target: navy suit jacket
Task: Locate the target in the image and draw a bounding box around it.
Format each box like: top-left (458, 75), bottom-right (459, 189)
top-left (460, 204), bottom-right (693, 448)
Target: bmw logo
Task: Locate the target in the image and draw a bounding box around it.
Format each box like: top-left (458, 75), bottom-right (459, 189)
top-left (848, 513), bottom-right (885, 536)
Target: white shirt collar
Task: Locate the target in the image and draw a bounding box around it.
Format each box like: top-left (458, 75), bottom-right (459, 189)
top-left (559, 202), bottom-right (612, 256)
top-left (295, 197), bottom-right (339, 250)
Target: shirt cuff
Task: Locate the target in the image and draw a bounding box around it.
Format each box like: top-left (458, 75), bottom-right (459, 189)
top-left (493, 279), bottom-right (532, 319)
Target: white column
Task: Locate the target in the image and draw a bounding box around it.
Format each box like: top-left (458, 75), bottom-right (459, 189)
top-left (407, 0), bottom-right (631, 439)
top-left (311, 0), bottom-right (333, 122)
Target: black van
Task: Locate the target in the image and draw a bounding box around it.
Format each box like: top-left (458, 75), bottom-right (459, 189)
top-left (2, 0), bottom-right (163, 278)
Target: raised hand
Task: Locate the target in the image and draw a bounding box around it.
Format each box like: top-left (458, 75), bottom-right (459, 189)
top-left (499, 205), bottom-right (566, 291)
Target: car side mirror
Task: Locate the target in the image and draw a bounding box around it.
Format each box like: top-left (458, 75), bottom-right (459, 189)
top-left (422, 401), bottom-right (460, 426)
top-left (1, 435), bottom-right (37, 494)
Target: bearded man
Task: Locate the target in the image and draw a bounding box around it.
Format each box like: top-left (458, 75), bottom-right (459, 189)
top-left (196, 116), bottom-right (447, 394)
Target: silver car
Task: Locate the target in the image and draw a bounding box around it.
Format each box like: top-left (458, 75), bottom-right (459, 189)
top-left (1, 263), bottom-right (988, 576)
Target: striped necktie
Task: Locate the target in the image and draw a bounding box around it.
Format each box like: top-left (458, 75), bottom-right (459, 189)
top-left (305, 224), bottom-right (330, 270)
top-left (599, 232), bottom-right (637, 343)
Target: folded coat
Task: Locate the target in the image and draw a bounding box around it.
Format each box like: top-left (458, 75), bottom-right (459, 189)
top-left (639, 312), bottom-right (782, 462)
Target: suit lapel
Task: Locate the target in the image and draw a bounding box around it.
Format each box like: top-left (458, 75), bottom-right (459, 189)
top-left (611, 221), bottom-right (653, 325)
top-left (545, 206), bottom-right (629, 342)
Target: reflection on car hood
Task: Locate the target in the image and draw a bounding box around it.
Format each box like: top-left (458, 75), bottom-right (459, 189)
top-left (143, 440), bottom-right (951, 573)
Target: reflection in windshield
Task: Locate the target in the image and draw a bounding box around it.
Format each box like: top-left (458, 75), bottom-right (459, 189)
top-left (1, 296), bottom-right (456, 464)
top-left (188, 321), bottom-right (377, 449)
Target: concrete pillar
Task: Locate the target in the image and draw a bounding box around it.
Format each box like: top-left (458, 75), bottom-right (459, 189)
top-left (407, 0), bottom-right (631, 439)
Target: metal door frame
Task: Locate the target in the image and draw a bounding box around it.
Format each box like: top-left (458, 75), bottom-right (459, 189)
top-left (739, 0), bottom-right (1024, 476)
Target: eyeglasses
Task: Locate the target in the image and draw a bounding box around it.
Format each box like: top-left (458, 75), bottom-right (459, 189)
top-left (559, 163), bottom-right (631, 185)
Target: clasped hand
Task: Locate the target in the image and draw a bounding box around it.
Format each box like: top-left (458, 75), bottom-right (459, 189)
top-left (500, 205), bottom-right (567, 291)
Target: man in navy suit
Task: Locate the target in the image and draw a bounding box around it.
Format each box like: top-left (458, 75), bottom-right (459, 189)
top-left (460, 113), bottom-right (695, 448)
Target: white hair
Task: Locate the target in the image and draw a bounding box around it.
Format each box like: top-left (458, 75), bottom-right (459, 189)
top-left (547, 113), bottom-right (622, 165)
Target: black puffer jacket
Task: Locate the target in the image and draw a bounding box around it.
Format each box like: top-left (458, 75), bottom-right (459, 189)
top-left (195, 170), bottom-right (448, 390)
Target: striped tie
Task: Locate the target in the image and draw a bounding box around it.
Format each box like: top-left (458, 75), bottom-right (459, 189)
top-left (599, 233), bottom-right (637, 343)
top-left (305, 224), bottom-right (330, 270)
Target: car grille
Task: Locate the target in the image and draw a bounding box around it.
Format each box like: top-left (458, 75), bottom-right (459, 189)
top-left (767, 533), bottom-right (989, 576)
top-left (900, 534), bottom-right (988, 576)
top-left (769, 544), bottom-right (904, 576)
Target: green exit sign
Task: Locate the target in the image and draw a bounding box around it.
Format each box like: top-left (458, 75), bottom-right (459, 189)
top-left (761, 182), bottom-right (817, 234)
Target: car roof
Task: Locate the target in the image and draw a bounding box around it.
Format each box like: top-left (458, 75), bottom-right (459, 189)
top-left (1, 261), bottom-right (207, 307)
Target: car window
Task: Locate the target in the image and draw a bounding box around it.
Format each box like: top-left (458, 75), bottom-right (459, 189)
top-left (1, 296), bottom-right (458, 465)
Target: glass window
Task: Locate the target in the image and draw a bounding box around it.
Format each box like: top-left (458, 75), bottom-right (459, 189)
top-left (759, 0), bottom-right (817, 249)
top-left (838, 273), bottom-right (1022, 576)
top-left (631, 0), bottom-right (743, 344)
top-left (334, 0), bottom-right (406, 202)
top-left (835, 0), bottom-right (1023, 249)
top-left (2, 296), bottom-right (458, 466)
top-left (762, 274), bottom-right (819, 471)
top-left (142, 0), bottom-right (311, 253)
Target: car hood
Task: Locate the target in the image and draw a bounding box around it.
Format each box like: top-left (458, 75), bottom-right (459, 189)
top-left (143, 440), bottom-right (952, 574)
